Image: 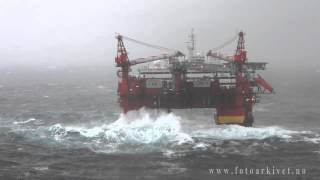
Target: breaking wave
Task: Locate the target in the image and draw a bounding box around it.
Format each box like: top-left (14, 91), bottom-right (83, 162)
top-left (43, 111), bottom-right (193, 153)
top-left (10, 109), bottom-right (320, 154)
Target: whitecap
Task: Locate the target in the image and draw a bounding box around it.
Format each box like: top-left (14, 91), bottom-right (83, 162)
top-left (163, 150), bottom-right (175, 157)
top-left (26, 109), bottom-right (318, 154)
top-left (303, 137), bottom-right (320, 144)
top-left (13, 118), bottom-right (37, 125)
top-left (33, 166), bottom-right (48, 171)
top-left (46, 110), bottom-right (193, 152)
top-left (192, 125), bottom-right (296, 140)
top-left (192, 142), bottom-right (209, 150)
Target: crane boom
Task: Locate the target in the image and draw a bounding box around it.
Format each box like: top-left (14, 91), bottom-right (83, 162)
top-left (207, 50), bottom-right (233, 62)
top-left (129, 51), bottom-right (184, 66)
top-left (254, 74), bottom-right (274, 93)
top-left (118, 34), bottom-right (178, 52)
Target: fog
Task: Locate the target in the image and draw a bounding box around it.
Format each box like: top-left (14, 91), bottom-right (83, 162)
top-left (0, 0), bottom-right (319, 73)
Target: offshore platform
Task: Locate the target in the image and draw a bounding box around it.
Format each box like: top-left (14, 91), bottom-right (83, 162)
top-left (115, 30), bottom-right (273, 126)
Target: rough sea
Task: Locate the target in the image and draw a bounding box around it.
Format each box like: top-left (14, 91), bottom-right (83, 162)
top-left (0, 66), bottom-right (319, 180)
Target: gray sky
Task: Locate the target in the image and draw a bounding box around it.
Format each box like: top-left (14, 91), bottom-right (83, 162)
top-left (0, 0), bottom-right (319, 71)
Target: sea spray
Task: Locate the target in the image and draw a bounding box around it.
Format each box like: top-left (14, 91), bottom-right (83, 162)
top-left (10, 109), bottom-right (318, 154)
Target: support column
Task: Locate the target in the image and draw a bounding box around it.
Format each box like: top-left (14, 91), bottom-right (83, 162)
top-left (215, 75), bottom-right (254, 126)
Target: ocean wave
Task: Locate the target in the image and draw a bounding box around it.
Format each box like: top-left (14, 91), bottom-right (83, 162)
top-left (10, 109), bottom-right (320, 154)
top-left (13, 118), bottom-right (36, 125)
top-left (191, 125), bottom-right (296, 140)
top-left (46, 111), bottom-right (193, 153)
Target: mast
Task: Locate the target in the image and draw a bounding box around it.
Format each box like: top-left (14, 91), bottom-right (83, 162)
top-left (187, 29), bottom-right (195, 60)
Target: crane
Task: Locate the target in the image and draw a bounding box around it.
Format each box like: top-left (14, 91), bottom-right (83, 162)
top-left (129, 51), bottom-right (184, 66)
top-left (206, 51), bottom-right (233, 63)
top-left (207, 32), bottom-right (273, 94)
top-left (115, 34), bottom-right (184, 68)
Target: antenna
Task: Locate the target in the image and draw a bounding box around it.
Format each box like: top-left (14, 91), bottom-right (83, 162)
top-left (187, 28), bottom-right (195, 60)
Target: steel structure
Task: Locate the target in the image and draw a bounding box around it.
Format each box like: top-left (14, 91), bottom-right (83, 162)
top-left (115, 31), bottom-right (273, 126)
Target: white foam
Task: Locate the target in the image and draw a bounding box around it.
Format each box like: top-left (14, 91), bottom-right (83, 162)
top-left (48, 110), bottom-right (193, 146)
top-left (163, 150), bottom-right (176, 157)
top-left (13, 118), bottom-right (36, 125)
top-left (42, 110), bottom-right (318, 154)
top-left (47, 113), bottom-right (298, 147)
top-left (49, 124), bottom-right (68, 141)
top-left (303, 137), bottom-right (320, 144)
top-left (193, 142), bottom-right (209, 150)
top-left (192, 125), bottom-right (296, 140)
top-left (33, 166), bottom-right (48, 171)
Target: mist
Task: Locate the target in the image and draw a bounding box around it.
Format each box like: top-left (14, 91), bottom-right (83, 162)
top-left (1, 1), bottom-right (320, 179)
top-left (0, 0), bottom-right (319, 73)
